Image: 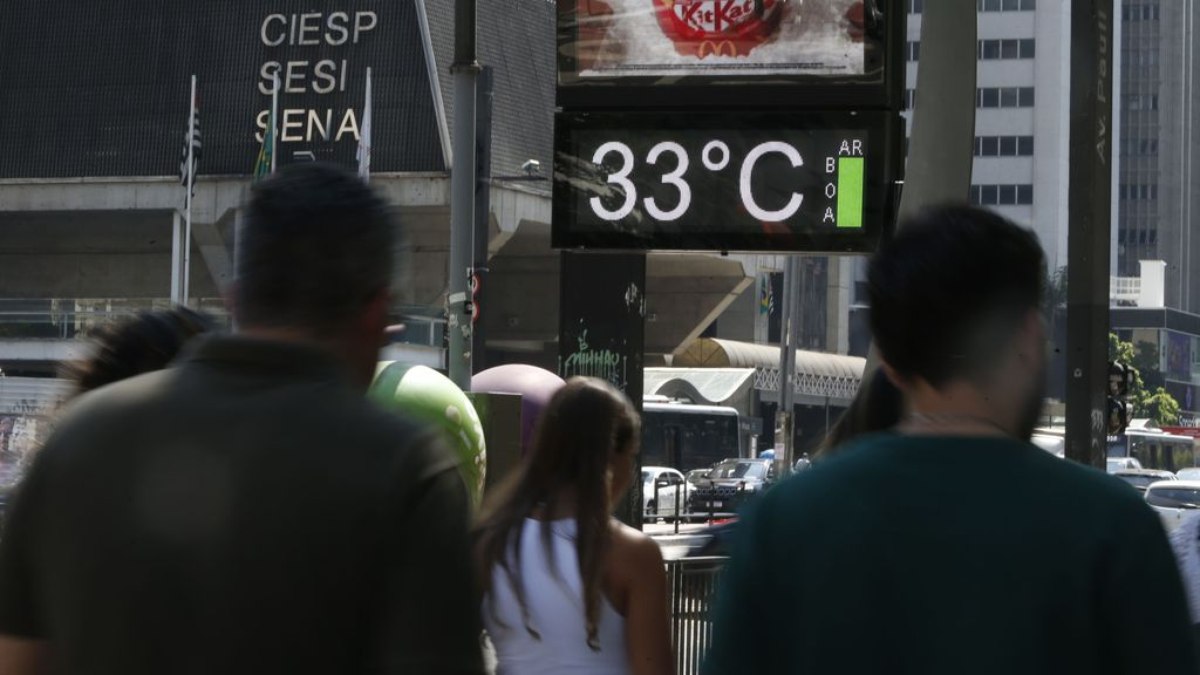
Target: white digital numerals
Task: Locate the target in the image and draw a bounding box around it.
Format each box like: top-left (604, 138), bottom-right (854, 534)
top-left (588, 140), bottom-right (805, 224)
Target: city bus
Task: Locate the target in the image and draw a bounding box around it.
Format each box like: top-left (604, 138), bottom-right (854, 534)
top-left (640, 401), bottom-right (742, 473)
top-left (1107, 427), bottom-right (1197, 473)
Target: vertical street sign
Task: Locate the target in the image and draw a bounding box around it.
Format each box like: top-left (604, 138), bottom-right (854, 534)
top-left (1066, 0), bottom-right (1115, 468)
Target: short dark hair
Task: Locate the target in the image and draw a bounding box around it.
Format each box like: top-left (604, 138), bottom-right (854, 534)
top-left (236, 163), bottom-right (394, 335)
top-left (63, 307), bottom-right (214, 399)
top-left (868, 204), bottom-right (1046, 387)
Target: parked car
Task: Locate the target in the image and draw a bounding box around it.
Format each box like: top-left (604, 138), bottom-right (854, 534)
top-left (1114, 469), bottom-right (1177, 493)
top-left (642, 466), bottom-right (689, 518)
top-left (1177, 467), bottom-right (1200, 481)
top-left (688, 458), bottom-right (777, 515)
top-left (1107, 457), bottom-right (1144, 474)
top-left (1145, 480), bottom-right (1200, 532)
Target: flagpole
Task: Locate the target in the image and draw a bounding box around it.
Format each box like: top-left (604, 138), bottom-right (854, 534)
top-left (358, 67), bottom-right (372, 182)
top-left (270, 72), bottom-right (279, 173)
top-left (183, 74), bottom-right (196, 306)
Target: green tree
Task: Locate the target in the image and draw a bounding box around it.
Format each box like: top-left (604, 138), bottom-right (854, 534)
top-left (1108, 333), bottom-right (1181, 426)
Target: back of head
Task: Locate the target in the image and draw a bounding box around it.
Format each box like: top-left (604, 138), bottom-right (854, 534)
top-left (236, 163), bottom-right (395, 337)
top-left (63, 307), bottom-right (214, 400)
top-left (868, 204), bottom-right (1046, 388)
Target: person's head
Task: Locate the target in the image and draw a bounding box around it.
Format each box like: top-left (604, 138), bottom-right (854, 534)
top-left (868, 204), bottom-right (1047, 440)
top-left (475, 377), bottom-right (640, 650)
top-left (235, 162), bottom-right (395, 388)
top-left (62, 307), bottom-right (213, 400)
top-left (816, 366), bottom-right (905, 459)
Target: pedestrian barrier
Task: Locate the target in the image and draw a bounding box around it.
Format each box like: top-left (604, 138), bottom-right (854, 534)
top-left (665, 556), bottom-right (726, 675)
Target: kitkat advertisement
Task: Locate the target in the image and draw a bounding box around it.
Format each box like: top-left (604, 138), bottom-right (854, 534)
top-left (564, 0), bottom-right (867, 79)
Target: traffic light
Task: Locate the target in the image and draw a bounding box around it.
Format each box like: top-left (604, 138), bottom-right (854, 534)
top-left (1107, 361), bottom-right (1133, 435)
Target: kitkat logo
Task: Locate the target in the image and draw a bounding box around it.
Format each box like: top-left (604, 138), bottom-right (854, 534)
top-left (653, 0), bottom-right (783, 58)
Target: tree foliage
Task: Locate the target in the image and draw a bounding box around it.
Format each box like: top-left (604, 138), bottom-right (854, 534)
top-left (1108, 333), bottom-right (1181, 426)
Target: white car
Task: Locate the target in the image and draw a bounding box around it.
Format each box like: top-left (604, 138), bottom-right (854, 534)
top-left (1145, 480), bottom-right (1200, 532)
top-left (1177, 467), bottom-right (1200, 481)
top-left (642, 467), bottom-right (688, 518)
top-left (1106, 457), bottom-right (1143, 474)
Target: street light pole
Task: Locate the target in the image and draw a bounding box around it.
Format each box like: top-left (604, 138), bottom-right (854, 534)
top-left (448, 0), bottom-right (480, 388)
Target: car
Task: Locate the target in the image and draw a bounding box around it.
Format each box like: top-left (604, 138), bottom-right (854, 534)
top-left (642, 466), bottom-right (689, 518)
top-left (1145, 480), bottom-right (1200, 532)
top-left (1177, 467), bottom-right (1200, 481)
top-left (685, 468), bottom-right (711, 486)
top-left (1107, 457), bottom-right (1144, 474)
top-left (1114, 469), bottom-right (1178, 493)
top-left (688, 458), bottom-right (777, 515)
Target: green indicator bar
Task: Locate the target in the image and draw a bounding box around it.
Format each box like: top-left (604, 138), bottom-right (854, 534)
top-left (837, 157), bottom-right (865, 229)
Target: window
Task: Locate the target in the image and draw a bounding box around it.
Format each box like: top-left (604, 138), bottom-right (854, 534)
top-left (978, 39), bottom-right (1036, 60)
top-left (1018, 136), bottom-right (1034, 155)
top-left (976, 87), bottom-right (1035, 108)
top-left (907, 41), bottom-right (921, 62)
top-left (970, 184), bottom-right (1034, 206)
top-left (979, 0), bottom-right (1034, 10)
top-left (982, 136), bottom-right (999, 155)
top-left (999, 136), bottom-right (1017, 155)
top-left (909, 0), bottom-right (923, 13)
top-left (1017, 185), bottom-right (1033, 205)
top-left (1019, 39), bottom-right (1036, 59)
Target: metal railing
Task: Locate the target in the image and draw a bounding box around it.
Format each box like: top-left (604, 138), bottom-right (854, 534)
top-left (666, 556), bottom-right (725, 675)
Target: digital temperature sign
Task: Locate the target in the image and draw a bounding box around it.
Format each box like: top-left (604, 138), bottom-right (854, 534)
top-left (553, 110), bottom-right (898, 252)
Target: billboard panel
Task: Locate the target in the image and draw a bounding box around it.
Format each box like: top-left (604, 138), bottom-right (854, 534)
top-left (0, 1), bottom-right (444, 178)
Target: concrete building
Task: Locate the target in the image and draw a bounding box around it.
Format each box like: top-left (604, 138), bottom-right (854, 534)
top-left (1115, 0), bottom-right (1200, 314)
top-left (0, 0), bottom-right (768, 446)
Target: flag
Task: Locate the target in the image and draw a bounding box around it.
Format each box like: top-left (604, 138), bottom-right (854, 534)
top-left (357, 67), bottom-right (373, 181)
top-left (179, 94), bottom-right (200, 195)
top-left (759, 274), bottom-right (775, 315)
top-left (253, 110), bottom-right (274, 181)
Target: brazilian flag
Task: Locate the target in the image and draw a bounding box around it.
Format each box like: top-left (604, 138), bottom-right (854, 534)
top-left (253, 111), bottom-right (275, 181)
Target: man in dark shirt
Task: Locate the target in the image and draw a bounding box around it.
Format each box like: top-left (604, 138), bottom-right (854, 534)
top-left (705, 205), bottom-right (1198, 674)
top-left (0, 164), bottom-right (485, 674)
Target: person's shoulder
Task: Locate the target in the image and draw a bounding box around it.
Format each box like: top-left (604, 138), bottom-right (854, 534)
top-left (609, 520), bottom-right (665, 574)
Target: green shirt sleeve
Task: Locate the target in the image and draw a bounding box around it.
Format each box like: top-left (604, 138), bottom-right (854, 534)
top-left (1101, 503), bottom-right (1200, 674)
top-left (702, 500), bottom-right (773, 675)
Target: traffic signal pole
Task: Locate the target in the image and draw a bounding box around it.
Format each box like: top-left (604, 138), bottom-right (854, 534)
top-left (448, 0), bottom-right (480, 388)
top-left (1065, 0), bottom-right (1115, 468)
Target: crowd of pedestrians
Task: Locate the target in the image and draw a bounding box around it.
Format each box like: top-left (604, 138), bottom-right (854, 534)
top-left (0, 163), bottom-right (1196, 673)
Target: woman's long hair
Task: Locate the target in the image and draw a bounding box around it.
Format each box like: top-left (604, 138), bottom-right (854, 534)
top-left (474, 377), bottom-right (640, 651)
top-left (815, 367), bottom-right (904, 459)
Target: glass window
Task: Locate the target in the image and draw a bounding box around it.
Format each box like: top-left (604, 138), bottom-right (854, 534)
top-left (981, 88), bottom-right (999, 108)
top-left (1019, 87), bottom-right (1036, 106)
top-left (1018, 136), bottom-right (1034, 155)
top-left (1021, 0), bottom-right (1036, 10)
top-left (1147, 488), bottom-right (1200, 508)
top-left (982, 185), bottom-right (999, 205)
top-left (1000, 137), bottom-right (1018, 155)
top-left (1017, 185), bottom-right (1034, 204)
top-left (982, 40), bottom-right (1000, 60)
top-left (970, 185), bottom-right (982, 204)
top-left (984, 0), bottom-right (1001, 10)
top-left (1020, 39), bottom-right (1036, 59)
top-left (982, 136), bottom-right (999, 155)
top-left (1003, 0), bottom-right (1020, 10)
top-left (999, 185), bottom-right (1017, 205)
top-left (1001, 88), bottom-right (1018, 107)
top-left (1001, 39), bottom-right (1020, 59)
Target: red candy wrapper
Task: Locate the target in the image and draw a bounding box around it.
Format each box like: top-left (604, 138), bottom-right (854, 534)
top-left (653, 0), bottom-right (785, 58)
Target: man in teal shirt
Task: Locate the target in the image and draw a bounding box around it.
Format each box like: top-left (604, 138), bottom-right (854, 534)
top-left (705, 205), bottom-right (1198, 674)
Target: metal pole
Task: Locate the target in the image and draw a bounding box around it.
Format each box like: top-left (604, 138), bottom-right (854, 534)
top-left (448, 0), bottom-right (480, 388)
top-left (1065, 0), bottom-right (1114, 468)
top-left (783, 256), bottom-right (801, 471)
top-left (183, 74), bottom-right (196, 306)
top-left (776, 256), bottom-right (800, 471)
top-left (270, 73), bottom-right (279, 174)
top-left (472, 65), bottom-right (494, 374)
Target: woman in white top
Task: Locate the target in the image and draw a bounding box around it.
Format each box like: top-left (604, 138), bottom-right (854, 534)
top-left (475, 377), bottom-right (674, 675)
